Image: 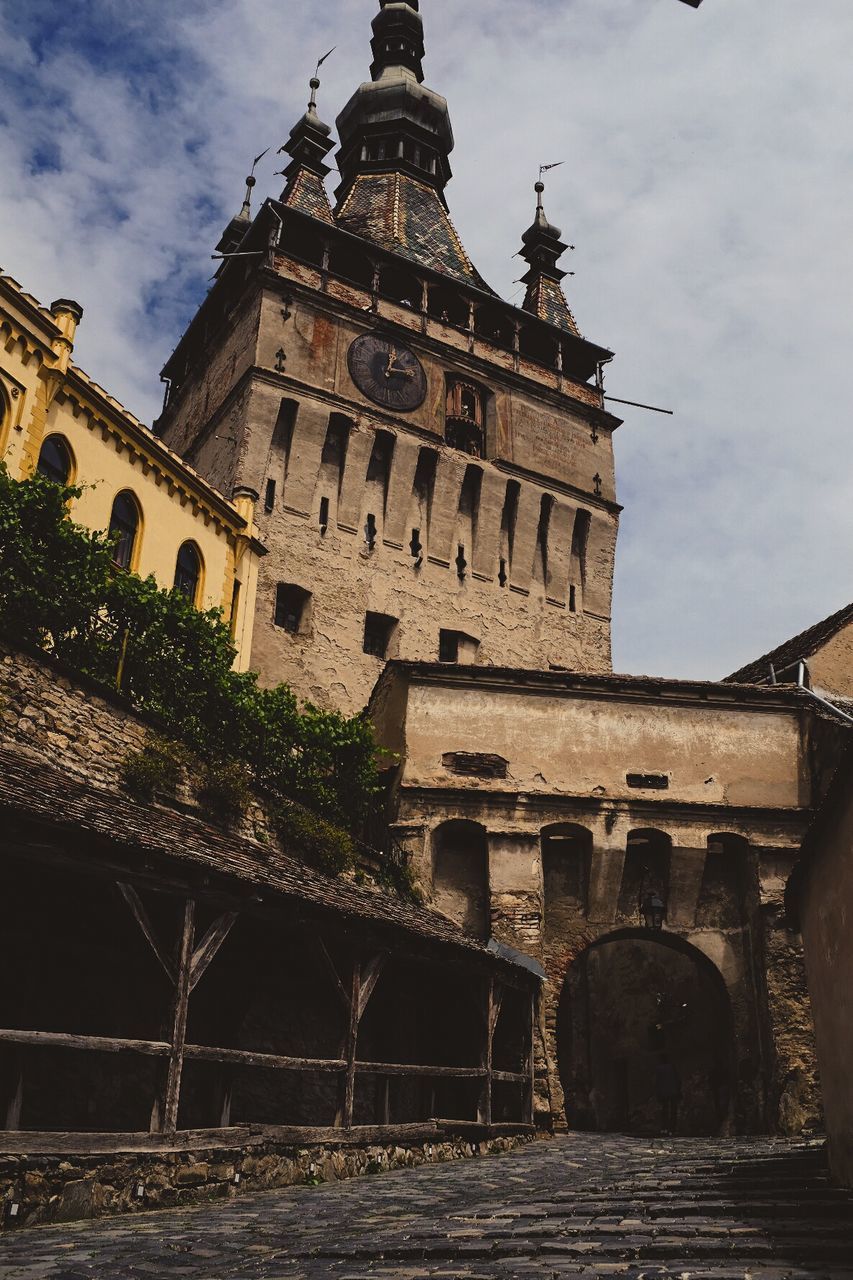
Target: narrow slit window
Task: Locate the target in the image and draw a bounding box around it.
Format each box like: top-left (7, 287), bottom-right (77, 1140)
top-left (319, 496), bottom-right (330, 531)
top-left (365, 513), bottom-right (377, 549)
top-left (264, 479), bottom-right (276, 512)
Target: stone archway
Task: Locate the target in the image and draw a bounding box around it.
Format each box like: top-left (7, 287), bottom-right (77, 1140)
top-left (556, 929), bottom-right (735, 1136)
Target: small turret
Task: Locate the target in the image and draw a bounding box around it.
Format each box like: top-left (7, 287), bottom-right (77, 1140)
top-left (278, 72), bottom-right (335, 224)
top-left (518, 181), bottom-right (580, 336)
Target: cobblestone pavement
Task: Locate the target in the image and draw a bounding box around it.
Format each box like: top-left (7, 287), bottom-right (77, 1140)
top-left (2, 1135), bottom-right (852, 1279)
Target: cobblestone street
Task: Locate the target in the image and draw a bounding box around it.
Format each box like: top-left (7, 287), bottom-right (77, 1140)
top-left (2, 1135), bottom-right (852, 1279)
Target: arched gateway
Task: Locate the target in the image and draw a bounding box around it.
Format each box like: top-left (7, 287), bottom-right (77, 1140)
top-left (556, 930), bottom-right (735, 1136)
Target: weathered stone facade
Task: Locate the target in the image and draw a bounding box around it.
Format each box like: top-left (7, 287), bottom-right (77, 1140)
top-left (371, 663), bottom-right (844, 1138)
top-left (155, 4), bottom-right (618, 714)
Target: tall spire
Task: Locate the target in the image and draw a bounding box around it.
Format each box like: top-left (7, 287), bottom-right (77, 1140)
top-left (519, 181), bottom-right (581, 337)
top-left (370, 0), bottom-right (425, 82)
top-left (335, 0), bottom-right (454, 205)
top-left (278, 70), bottom-right (335, 224)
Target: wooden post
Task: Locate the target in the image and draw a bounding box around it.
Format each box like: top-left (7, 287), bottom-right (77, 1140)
top-left (340, 962), bottom-right (361, 1130)
top-left (524, 989), bottom-right (536, 1127)
top-left (478, 979), bottom-right (503, 1128)
top-left (2, 1050), bottom-right (23, 1131)
top-left (156, 898), bottom-right (196, 1137)
top-left (335, 951), bottom-right (386, 1130)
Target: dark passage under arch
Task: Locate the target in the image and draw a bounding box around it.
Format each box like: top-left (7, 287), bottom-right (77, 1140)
top-left (557, 930), bottom-right (734, 1137)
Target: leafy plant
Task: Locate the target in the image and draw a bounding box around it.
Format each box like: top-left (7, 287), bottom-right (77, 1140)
top-left (271, 799), bottom-right (357, 876)
top-left (0, 466), bottom-right (383, 870)
top-left (197, 757), bottom-right (253, 828)
top-left (121, 738), bottom-right (190, 802)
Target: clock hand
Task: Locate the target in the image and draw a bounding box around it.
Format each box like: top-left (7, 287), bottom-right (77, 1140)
top-left (384, 347), bottom-right (397, 378)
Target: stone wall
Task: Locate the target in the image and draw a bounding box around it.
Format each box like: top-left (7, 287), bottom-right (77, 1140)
top-left (0, 640), bottom-right (153, 791)
top-left (0, 1132), bottom-right (532, 1230)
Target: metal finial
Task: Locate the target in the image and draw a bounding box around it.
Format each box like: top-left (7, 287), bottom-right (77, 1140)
top-left (240, 148), bottom-right (270, 218)
top-left (309, 47), bottom-right (336, 110)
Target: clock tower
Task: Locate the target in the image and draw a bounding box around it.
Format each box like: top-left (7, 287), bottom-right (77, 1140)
top-left (156, 0), bottom-right (622, 713)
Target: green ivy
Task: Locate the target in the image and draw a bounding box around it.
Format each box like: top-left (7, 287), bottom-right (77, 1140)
top-left (0, 465), bottom-right (381, 843)
top-left (120, 738), bottom-right (190, 802)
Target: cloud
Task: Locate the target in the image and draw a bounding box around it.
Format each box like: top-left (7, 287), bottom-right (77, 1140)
top-left (2, 0), bottom-right (853, 680)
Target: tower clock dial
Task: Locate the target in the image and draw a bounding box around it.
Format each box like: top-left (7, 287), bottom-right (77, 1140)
top-left (347, 334), bottom-right (427, 411)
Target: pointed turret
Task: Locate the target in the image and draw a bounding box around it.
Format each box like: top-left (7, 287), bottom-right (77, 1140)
top-left (215, 173), bottom-right (257, 260)
top-left (334, 1), bottom-right (490, 289)
top-left (519, 181), bottom-right (580, 337)
top-left (278, 74), bottom-right (335, 224)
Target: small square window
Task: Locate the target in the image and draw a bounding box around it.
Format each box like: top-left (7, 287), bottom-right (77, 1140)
top-left (274, 584), bottom-right (311, 635)
top-left (363, 612), bottom-right (398, 659)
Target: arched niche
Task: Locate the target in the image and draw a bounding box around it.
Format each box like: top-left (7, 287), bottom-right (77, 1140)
top-left (431, 819), bottom-right (489, 939)
top-left (617, 828), bottom-right (673, 925)
top-left (541, 824), bottom-right (593, 927)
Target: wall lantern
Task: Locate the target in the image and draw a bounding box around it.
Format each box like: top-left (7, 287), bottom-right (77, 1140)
top-left (642, 891), bottom-right (666, 931)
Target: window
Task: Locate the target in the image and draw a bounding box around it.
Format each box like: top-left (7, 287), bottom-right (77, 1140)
top-left (173, 542), bottom-right (202, 604)
top-left (319, 496), bottom-right (330, 531)
top-left (108, 492), bottom-right (140, 570)
top-left (363, 612), bottom-right (398, 659)
top-left (229, 580), bottom-right (241, 640)
top-left (264, 479), bottom-right (276, 512)
top-left (274, 583), bottom-right (311, 635)
top-left (446, 380), bottom-right (486, 457)
top-left (37, 435), bottom-right (73, 486)
top-left (439, 630), bottom-right (459, 664)
top-left (438, 630), bottom-right (480, 665)
top-left (364, 513), bottom-right (377, 549)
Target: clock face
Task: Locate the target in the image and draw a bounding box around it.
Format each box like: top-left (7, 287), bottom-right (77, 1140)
top-left (347, 334), bottom-right (427, 412)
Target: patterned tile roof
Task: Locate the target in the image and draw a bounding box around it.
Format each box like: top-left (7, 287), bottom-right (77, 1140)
top-left (281, 168), bottom-right (334, 225)
top-left (727, 601), bottom-right (853, 685)
top-left (336, 173), bottom-right (494, 291)
top-left (523, 276), bottom-right (581, 338)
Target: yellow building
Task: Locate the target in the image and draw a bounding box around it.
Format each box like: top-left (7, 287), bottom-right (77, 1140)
top-left (0, 270), bottom-right (263, 669)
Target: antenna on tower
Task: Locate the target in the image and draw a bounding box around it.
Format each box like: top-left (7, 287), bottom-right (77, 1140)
top-left (240, 147), bottom-right (271, 219)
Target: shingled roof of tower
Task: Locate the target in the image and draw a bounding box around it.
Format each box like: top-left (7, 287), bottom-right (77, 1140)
top-left (726, 600), bottom-right (853, 685)
top-left (337, 172), bottom-right (494, 291)
top-left (281, 168), bottom-right (334, 224)
top-left (523, 275), bottom-right (581, 337)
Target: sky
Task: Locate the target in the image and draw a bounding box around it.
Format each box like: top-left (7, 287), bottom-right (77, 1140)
top-left (2, 0), bottom-right (852, 680)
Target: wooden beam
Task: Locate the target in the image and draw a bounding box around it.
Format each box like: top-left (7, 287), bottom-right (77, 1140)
top-left (492, 1069), bottom-right (527, 1085)
top-left (357, 953), bottom-right (386, 1023)
top-left (0, 1029), bottom-right (170, 1057)
top-left (185, 1045), bottom-right (346, 1072)
top-left (355, 1062), bottom-right (486, 1079)
top-left (116, 882), bottom-right (176, 983)
top-left (0, 1120), bottom-right (534, 1157)
top-left (159, 898), bottom-right (196, 1137)
top-left (189, 910), bottom-right (239, 992)
top-left (312, 934), bottom-right (351, 1011)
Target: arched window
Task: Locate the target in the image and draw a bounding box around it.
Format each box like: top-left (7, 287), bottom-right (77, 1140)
top-left (108, 491), bottom-right (140, 571)
top-left (37, 435), bottom-right (73, 486)
top-left (174, 541), bottom-right (202, 604)
top-left (432, 820), bottom-right (489, 938)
